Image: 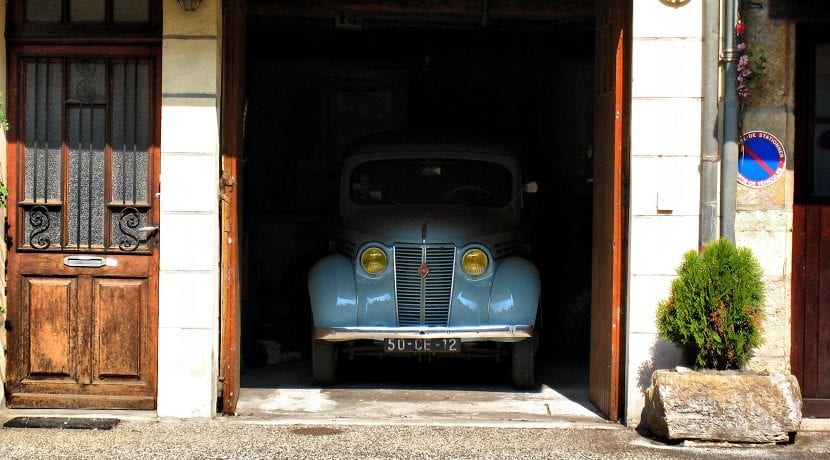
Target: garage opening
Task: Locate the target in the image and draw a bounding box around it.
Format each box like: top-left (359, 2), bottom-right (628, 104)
top-left (236, 4), bottom-right (595, 399)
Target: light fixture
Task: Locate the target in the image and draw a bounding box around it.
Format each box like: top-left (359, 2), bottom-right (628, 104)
top-left (177, 0), bottom-right (202, 11)
top-left (659, 0), bottom-right (691, 7)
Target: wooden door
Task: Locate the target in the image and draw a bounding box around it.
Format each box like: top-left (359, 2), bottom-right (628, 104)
top-left (589, 0), bottom-right (629, 422)
top-left (4, 46), bottom-right (161, 409)
top-left (792, 24), bottom-right (830, 418)
top-left (220, 0), bottom-right (246, 415)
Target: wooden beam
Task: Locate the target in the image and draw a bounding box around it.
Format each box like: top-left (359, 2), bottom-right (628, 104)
top-left (248, 0), bottom-right (594, 24)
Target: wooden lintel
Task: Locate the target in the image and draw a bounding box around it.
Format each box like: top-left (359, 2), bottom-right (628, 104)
top-left (248, 0), bottom-right (594, 23)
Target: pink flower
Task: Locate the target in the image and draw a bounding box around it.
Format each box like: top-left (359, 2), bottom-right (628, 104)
top-left (737, 42), bottom-right (747, 51)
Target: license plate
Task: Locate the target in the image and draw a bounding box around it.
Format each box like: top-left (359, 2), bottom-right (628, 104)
top-left (384, 338), bottom-right (461, 353)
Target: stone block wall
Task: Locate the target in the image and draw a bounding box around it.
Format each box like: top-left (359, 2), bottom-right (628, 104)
top-left (156, 0), bottom-right (222, 417)
top-left (623, 0), bottom-right (797, 428)
top-left (625, 0), bottom-right (702, 427)
top-left (736, 5), bottom-right (795, 374)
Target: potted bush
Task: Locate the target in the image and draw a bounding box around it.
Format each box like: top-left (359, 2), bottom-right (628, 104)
top-left (656, 237), bottom-right (765, 370)
top-left (645, 238), bottom-right (801, 444)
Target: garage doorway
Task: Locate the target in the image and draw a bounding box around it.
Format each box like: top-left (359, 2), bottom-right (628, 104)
top-left (220, 1), bottom-right (624, 421)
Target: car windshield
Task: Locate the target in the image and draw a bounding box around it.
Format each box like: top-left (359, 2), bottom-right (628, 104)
top-left (349, 158), bottom-right (514, 207)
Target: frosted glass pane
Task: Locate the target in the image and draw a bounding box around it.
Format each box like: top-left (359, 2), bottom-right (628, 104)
top-left (70, 0), bottom-right (105, 22)
top-left (26, 0), bottom-right (62, 22)
top-left (21, 55), bottom-right (155, 252)
top-left (816, 46), bottom-right (830, 118)
top-left (68, 107), bottom-right (106, 248)
top-left (114, 0), bottom-right (149, 22)
top-left (110, 209), bottom-right (149, 251)
top-left (112, 60), bottom-right (150, 204)
top-left (112, 150), bottom-right (149, 203)
top-left (815, 124), bottom-right (830, 197)
top-left (69, 61), bottom-right (106, 103)
top-left (24, 208), bottom-right (61, 249)
top-left (24, 60), bottom-right (64, 202)
top-left (24, 147), bottom-right (62, 202)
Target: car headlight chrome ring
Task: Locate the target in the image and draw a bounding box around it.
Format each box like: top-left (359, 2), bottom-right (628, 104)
top-left (360, 246), bottom-right (388, 275)
top-left (461, 248), bottom-right (488, 276)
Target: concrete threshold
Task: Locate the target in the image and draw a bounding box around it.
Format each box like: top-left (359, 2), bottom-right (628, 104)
top-left (0, 381), bottom-right (611, 431)
top-left (231, 383), bottom-right (612, 429)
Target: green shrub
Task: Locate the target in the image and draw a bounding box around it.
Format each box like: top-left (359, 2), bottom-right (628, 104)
top-left (656, 238), bottom-right (765, 370)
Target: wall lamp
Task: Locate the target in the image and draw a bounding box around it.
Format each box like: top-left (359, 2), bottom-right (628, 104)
top-left (177, 0), bottom-right (202, 11)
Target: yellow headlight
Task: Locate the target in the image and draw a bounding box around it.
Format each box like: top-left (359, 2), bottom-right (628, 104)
top-left (360, 247), bottom-right (387, 274)
top-left (462, 248), bottom-right (488, 276)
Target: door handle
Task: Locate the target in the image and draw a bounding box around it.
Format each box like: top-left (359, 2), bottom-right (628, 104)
top-left (137, 226), bottom-right (159, 239)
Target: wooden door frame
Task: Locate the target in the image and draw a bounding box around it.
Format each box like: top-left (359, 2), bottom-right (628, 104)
top-left (216, 0), bottom-right (627, 421)
top-left (219, 0), bottom-right (246, 415)
top-left (589, 0), bottom-right (629, 422)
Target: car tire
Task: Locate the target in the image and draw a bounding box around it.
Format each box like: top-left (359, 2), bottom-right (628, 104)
top-left (311, 339), bottom-right (339, 386)
top-left (511, 338), bottom-right (536, 390)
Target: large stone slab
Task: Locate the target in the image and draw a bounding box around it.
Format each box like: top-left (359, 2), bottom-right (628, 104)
top-left (645, 368), bottom-right (802, 443)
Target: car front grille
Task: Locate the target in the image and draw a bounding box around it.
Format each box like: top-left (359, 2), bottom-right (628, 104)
top-left (394, 244), bottom-right (455, 326)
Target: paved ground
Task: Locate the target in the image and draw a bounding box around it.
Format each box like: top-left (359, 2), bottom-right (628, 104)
top-left (1, 410), bottom-right (830, 459)
top-left (2, 357), bottom-right (829, 459)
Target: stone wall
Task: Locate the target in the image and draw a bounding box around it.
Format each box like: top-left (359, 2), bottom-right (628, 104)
top-left (624, 0), bottom-right (798, 428)
top-left (735, 3), bottom-right (795, 374)
top-left (156, 0), bottom-right (223, 417)
top-left (624, 0), bottom-right (702, 427)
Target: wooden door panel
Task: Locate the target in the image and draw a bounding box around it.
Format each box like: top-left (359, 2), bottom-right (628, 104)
top-left (23, 277), bottom-right (78, 380)
top-left (5, 46), bottom-right (160, 410)
top-left (820, 207), bottom-right (830, 399)
top-left (11, 273), bottom-right (154, 394)
top-left (792, 24), bottom-right (830, 417)
top-left (93, 278), bottom-right (147, 380)
top-left (793, 204), bottom-right (830, 414)
top-left (590, 0), bottom-right (628, 422)
top-left (220, 0), bottom-right (246, 415)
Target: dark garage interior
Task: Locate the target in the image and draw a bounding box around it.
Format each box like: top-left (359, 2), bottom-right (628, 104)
top-left (238, 2), bottom-right (596, 390)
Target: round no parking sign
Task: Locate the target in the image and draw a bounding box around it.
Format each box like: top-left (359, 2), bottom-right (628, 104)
top-left (738, 131), bottom-right (786, 188)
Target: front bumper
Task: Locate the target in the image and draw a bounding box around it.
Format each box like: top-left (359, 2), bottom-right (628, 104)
top-left (313, 325), bottom-right (533, 342)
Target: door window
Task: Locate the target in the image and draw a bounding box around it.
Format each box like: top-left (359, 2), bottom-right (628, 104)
top-left (813, 45), bottom-right (830, 197)
top-left (22, 0), bottom-right (150, 24)
top-left (19, 56), bottom-right (155, 252)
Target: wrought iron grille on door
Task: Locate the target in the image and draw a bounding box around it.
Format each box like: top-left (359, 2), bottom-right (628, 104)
top-left (20, 56), bottom-right (155, 253)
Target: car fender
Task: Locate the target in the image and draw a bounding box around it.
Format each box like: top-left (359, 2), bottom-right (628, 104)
top-left (308, 254), bottom-right (358, 327)
top-left (489, 256), bottom-right (541, 325)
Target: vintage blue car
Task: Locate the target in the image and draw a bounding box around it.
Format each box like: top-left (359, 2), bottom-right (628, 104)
top-left (307, 130), bottom-right (541, 389)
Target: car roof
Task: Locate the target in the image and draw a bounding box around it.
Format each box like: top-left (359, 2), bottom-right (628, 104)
top-left (342, 130), bottom-right (527, 161)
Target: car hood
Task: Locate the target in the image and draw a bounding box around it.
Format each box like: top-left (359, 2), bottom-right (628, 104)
top-left (339, 205), bottom-right (527, 254)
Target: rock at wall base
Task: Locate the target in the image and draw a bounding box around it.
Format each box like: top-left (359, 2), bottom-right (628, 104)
top-left (645, 368), bottom-right (802, 444)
